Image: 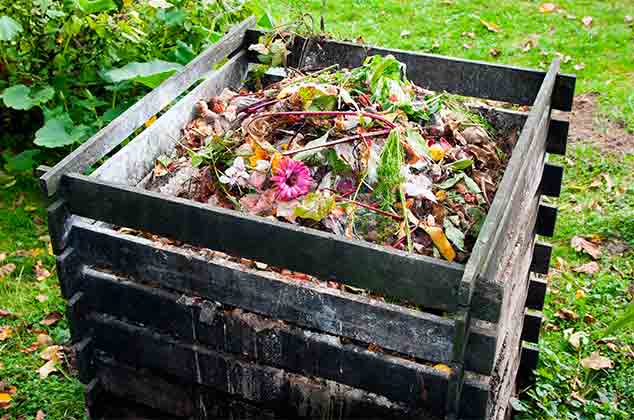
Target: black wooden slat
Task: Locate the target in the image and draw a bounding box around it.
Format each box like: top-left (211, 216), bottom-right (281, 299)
top-left (521, 310), bottom-right (543, 343)
top-left (88, 315), bottom-right (416, 419)
top-left (530, 242), bottom-right (552, 275)
top-left (547, 117), bottom-right (569, 155)
top-left (69, 268), bottom-right (469, 415)
top-left (66, 222), bottom-right (462, 367)
top-left (47, 200), bottom-right (71, 255)
top-left (60, 174), bottom-right (464, 312)
top-left (536, 204), bottom-right (558, 237)
top-left (517, 342), bottom-right (539, 390)
top-left (73, 337), bottom-right (95, 384)
top-left (526, 276), bottom-right (548, 311)
top-left (539, 163), bottom-right (564, 197)
top-left (245, 30), bottom-right (575, 111)
top-left (40, 17), bottom-right (255, 197)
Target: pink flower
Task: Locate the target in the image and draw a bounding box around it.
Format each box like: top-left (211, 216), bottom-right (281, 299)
top-left (271, 158), bottom-right (312, 201)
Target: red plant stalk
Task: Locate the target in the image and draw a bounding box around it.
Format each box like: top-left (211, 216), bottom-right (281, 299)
top-left (251, 110), bottom-right (397, 129)
top-left (282, 128), bottom-right (391, 156)
top-left (334, 196), bottom-right (404, 221)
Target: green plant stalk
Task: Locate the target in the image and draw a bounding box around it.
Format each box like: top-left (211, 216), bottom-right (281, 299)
top-left (399, 185), bottom-right (413, 253)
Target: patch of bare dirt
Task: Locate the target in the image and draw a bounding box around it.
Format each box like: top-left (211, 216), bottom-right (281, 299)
top-left (568, 93), bottom-right (634, 154)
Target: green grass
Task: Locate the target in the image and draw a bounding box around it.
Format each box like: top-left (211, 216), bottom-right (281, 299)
top-left (261, 0), bottom-right (634, 130)
top-left (1, 2), bottom-right (633, 418)
top-left (0, 180), bottom-right (84, 419)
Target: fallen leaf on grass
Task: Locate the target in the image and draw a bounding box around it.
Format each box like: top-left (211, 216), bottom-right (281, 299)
top-left (0, 393), bottom-right (11, 409)
top-left (0, 326), bottom-right (12, 341)
top-left (0, 309), bottom-right (13, 318)
top-left (602, 173), bottom-right (614, 192)
top-left (461, 31), bottom-right (475, 39)
top-left (570, 391), bottom-right (586, 404)
top-left (570, 236), bottom-right (601, 259)
top-left (480, 18), bottom-right (501, 32)
top-left (626, 16), bottom-right (633, 24)
top-left (37, 333), bottom-right (52, 347)
top-left (40, 312), bottom-right (62, 326)
top-left (13, 249), bottom-right (42, 258)
top-left (580, 351), bottom-right (613, 370)
top-left (38, 345), bottom-right (62, 379)
top-left (539, 3), bottom-right (557, 13)
top-left (568, 331), bottom-right (587, 349)
top-left (463, 43), bottom-right (473, 49)
top-left (574, 261), bottom-right (600, 274)
top-left (35, 294), bottom-right (49, 303)
top-left (489, 48), bottom-right (501, 57)
top-left (583, 313), bottom-right (596, 324)
top-left (556, 308), bottom-right (579, 321)
top-left (582, 16), bottom-right (593, 27)
top-left (24, 205), bottom-right (37, 212)
top-left (605, 238), bottom-right (629, 256)
top-left (0, 264), bottom-right (16, 279)
top-left (574, 63), bottom-right (585, 71)
top-left (34, 260), bottom-right (51, 281)
top-left (400, 30), bottom-right (411, 38)
top-left (575, 289), bottom-right (586, 299)
top-left (0, 253), bottom-right (5, 262)
top-left (35, 410), bottom-right (46, 420)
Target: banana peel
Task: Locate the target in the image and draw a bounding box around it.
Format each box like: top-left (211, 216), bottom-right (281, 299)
top-left (422, 225), bottom-right (456, 262)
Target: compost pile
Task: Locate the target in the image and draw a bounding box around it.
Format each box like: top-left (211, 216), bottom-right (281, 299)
top-left (150, 54), bottom-right (511, 264)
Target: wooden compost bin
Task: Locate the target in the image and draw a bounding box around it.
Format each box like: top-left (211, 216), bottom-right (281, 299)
top-left (40, 17), bottom-right (575, 420)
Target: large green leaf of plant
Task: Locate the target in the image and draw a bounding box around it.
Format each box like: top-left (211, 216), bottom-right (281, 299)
top-left (1, 85), bottom-right (55, 110)
top-left (103, 60), bottom-right (183, 88)
top-left (34, 119), bottom-right (88, 148)
top-left (0, 16), bottom-right (23, 41)
top-left (75, 0), bottom-right (117, 14)
top-left (3, 149), bottom-right (40, 173)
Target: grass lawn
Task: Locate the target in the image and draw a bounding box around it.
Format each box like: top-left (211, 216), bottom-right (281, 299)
top-left (1, 1), bottom-right (633, 419)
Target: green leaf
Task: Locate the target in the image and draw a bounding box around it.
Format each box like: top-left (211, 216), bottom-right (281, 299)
top-left (34, 118), bottom-right (87, 148)
top-left (76, 0), bottom-right (117, 14)
top-left (447, 158), bottom-right (473, 171)
top-left (1, 84), bottom-right (55, 110)
top-left (158, 8), bottom-right (186, 27)
top-left (438, 175), bottom-right (462, 189)
top-left (257, 11), bottom-right (275, 29)
top-left (405, 128), bottom-right (430, 158)
top-left (443, 218), bottom-right (465, 251)
top-left (1, 85), bottom-right (33, 110)
top-left (294, 192), bottom-right (336, 221)
top-left (171, 40), bottom-right (196, 64)
top-left (326, 149), bottom-right (352, 174)
top-left (0, 16), bottom-right (23, 41)
top-left (4, 149), bottom-right (40, 173)
top-left (103, 60), bottom-right (182, 88)
top-left (463, 174), bottom-right (482, 194)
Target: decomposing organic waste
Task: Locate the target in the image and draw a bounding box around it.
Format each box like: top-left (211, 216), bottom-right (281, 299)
top-left (147, 43), bottom-right (514, 264)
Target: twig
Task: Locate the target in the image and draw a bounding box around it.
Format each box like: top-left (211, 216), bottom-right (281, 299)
top-left (282, 128), bottom-right (391, 156)
top-left (250, 110), bottom-right (397, 129)
top-left (335, 196), bottom-right (403, 221)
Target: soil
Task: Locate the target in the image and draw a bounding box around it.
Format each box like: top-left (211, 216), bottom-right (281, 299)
top-left (567, 93), bottom-right (634, 154)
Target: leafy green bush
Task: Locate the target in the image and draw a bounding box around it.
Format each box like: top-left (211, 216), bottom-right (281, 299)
top-left (0, 0), bottom-right (250, 184)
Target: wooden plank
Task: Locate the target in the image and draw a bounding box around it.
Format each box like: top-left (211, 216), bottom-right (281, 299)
top-left (546, 116), bottom-right (569, 155)
top-left (39, 17), bottom-right (255, 197)
top-left (73, 337), bottom-right (95, 384)
top-left (47, 199), bottom-right (71, 255)
top-left (521, 310), bottom-right (543, 344)
top-left (60, 175), bottom-right (464, 313)
top-left (517, 342), bottom-right (539, 390)
top-left (245, 30), bottom-right (575, 111)
top-left (35, 165), bottom-right (51, 178)
top-left (539, 163), bottom-right (564, 197)
top-left (65, 221), bottom-right (498, 375)
top-left (69, 267), bottom-right (469, 415)
top-left (88, 315), bottom-right (420, 419)
top-left (526, 276), bottom-right (547, 311)
top-left (530, 242), bottom-right (552, 275)
top-left (93, 51), bottom-right (250, 186)
top-left (536, 203), bottom-right (558, 237)
top-left (66, 223), bottom-right (462, 367)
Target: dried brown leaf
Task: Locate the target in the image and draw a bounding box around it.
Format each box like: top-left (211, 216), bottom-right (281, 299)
top-left (0, 326), bottom-right (12, 341)
top-left (489, 48), bottom-right (501, 57)
top-left (37, 360), bottom-right (58, 379)
top-left (40, 312), bottom-right (62, 326)
top-left (34, 261), bottom-right (51, 281)
top-left (480, 18), bottom-right (501, 32)
top-left (574, 261), bottom-right (600, 274)
top-left (0, 264), bottom-right (16, 279)
top-left (35, 410), bottom-right (46, 420)
top-left (580, 351), bottom-right (613, 370)
top-left (626, 16), bottom-right (633, 24)
top-left (0, 309), bottom-right (12, 318)
top-left (570, 236), bottom-right (601, 259)
top-left (568, 331), bottom-right (587, 349)
top-left (35, 294), bottom-right (48, 303)
top-left (0, 253), bottom-right (5, 263)
top-left (574, 63), bottom-right (586, 71)
top-left (539, 3), bottom-right (557, 13)
top-left (556, 308), bottom-right (579, 321)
